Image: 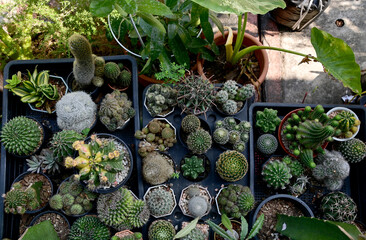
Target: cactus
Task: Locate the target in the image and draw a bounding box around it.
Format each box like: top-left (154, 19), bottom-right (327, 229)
top-left (148, 220), bottom-right (176, 240)
top-left (255, 108), bottom-right (281, 133)
top-left (69, 215), bottom-right (110, 240)
top-left (337, 110), bottom-right (356, 132)
top-left (181, 115), bottom-right (201, 133)
top-left (50, 130), bottom-right (85, 160)
top-left (238, 121), bottom-right (251, 133)
top-left (216, 150), bottom-right (248, 182)
top-left (228, 130), bottom-right (240, 144)
top-left (222, 100), bottom-right (238, 115)
top-left (296, 120), bottom-right (335, 149)
top-left (237, 187), bottom-right (255, 213)
top-left (1, 116), bottom-right (43, 156)
top-left (118, 69), bottom-right (132, 88)
top-left (94, 56), bottom-right (105, 78)
top-left (321, 192), bottom-right (357, 223)
top-left (289, 175), bottom-right (309, 196)
top-left (70, 204), bottom-right (83, 215)
top-left (99, 90), bottom-right (135, 131)
top-left (338, 138), bottom-right (366, 163)
top-left (97, 188), bottom-right (150, 231)
top-left (92, 76), bottom-right (104, 87)
top-left (222, 80), bottom-right (238, 98)
top-left (142, 152), bottom-right (174, 185)
top-left (213, 128), bottom-right (230, 145)
top-left (104, 62), bottom-right (120, 81)
top-left (181, 155), bottom-right (205, 180)
top-left (49, 194), bottom-right (63, 210)
top-left (223, 117), bottom-right (237, 130)
top-left (146, 187), bottom-right (175, 217)
top-left (68, 33), bottom-right (95, 86)
top-left (262, 160), bottom-right (292, 189)
top-left (186, 129), bottom-right (212, 155)
top-left (26, 148), bottom-right (60, 175)
top-left (62, 193), bottom-right (75, 207)
top-left (235, 84), bottom-right (255, 101)
top-left (145, 84), bottom-right (177, 117)
top-left (256, 134), bottom-right (278, 155)
top-left (282, 156), bottom-right (304, 177)
top-left (180, 227), bottom-right (207, 240)
top-left (188, 196), bottom-right (209, 217)
top-left (56, 92), bottom-right (97, 133)
top-left (187, 186), bottom-right (201, 198)
top-left (175, 75), bottom-right (215, 115)
top-left (233, 141), bottom-right (245, 152)
top-left (215, 90), bottom-right (229, 104)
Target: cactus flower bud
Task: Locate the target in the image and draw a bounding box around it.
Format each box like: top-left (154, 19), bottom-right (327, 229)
top-left (113, 150), bottom-right (120, 158)
top-left (65, 157), bottom-right (76, 168)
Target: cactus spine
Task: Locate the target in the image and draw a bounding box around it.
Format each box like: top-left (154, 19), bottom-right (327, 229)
top-left (321, 192), bottom-right (357, 223)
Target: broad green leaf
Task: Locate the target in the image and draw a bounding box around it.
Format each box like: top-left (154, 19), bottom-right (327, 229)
top-left (157, 49), bottom-right (173, 70)
top-left (139, 18), bottom-right (153, 37)
top-left (329, 221), bottom-right (364, 240)
top-left (166, 0), bottom-right (179, 9)
top-left (168, 22), bottom-right (178, 40)
top-left (179, 0), bottom-right (192, 12)
top-left (190, 2), bottom-right (201, 27)
top-left (311, 27), bottom-right (362, 95)
top-left (221, 214), bottom-right (233, 231)
top-left (275, 215), bottom-right (352, 240)
top-left (116, 0), bottom-right (137, 14)
top-left (173, 217), bottom-right (199, 239)
top-left (137, 0), bottom-right (173, 16)
top-left (206, 220), bottom-right (235, 240)
top-left (90, 0), bottom-right (114, 17)
top-left (114, 3), bottom-right (128, 17)
top-left (22, 220), bottom-right (59, 240)
top-left (240, 216), bottom-right (248, 240)
top-left (198, 6), bottom-right (213, 43)
top-left (140, 57), bottom-right (152, 75)
top-left (30, 181), bottom-right (43, 205)
top-left (199, 47), bottom-right (215, 61)
top-left (177, 25), bottom-right (192, 45)
top-left (169, 36), bottom-right (190, 68)
top-left (136, 12), bottom-right (166, 34)
top-left (247, 214), bottom-right (264, 239)
top-left (188, 38), bottom-right (208, 48)
top-left (190, 0), bottom-right (286, 15)
top-left (149, 27), bottom-right (165, 61)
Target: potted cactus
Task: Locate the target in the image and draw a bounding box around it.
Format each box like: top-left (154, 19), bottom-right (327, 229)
top-left (68, 215), bottom-right (111, 240)
top-left (50, 129), bottom-right (87, 162)
top-left (326, 107), bottom-right (361, 141)
top-left (216, 150), bottom-right (248, 182)
top-left (180, 154), bottom-right (210, 182)
top-left (112, 230), bottom-right (143, 240)
top-left (104, 62), bottom-right (132, 91)
top-left (320, 191), bottom-right (357, 223)
top-left (143, 184), bottom-right (176, 218)
top-left (178, 184), bottom-right (212, 218)
top-left (29, 211), bottom-right (70, 240)
top-left (336, 138), bottom-right (366, 164)
top-left (141, 151), bottom-right (175, 186)
top-left (144, 84), bottom-right (177, 117)
top-left (148, 220), bottom-right (176, 240)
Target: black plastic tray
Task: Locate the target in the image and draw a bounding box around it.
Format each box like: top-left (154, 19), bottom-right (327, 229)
top-left (249, 103), bottom-right (366, 223)
top-left (135, 85), bottom-right (254, 238)
top-left (0, 55), bottom-right (140, 239)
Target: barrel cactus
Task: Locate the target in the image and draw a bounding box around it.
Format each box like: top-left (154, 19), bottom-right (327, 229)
top-left (262, 159), bottom-right (292, 189)
top-left (104, 62), bottom-right (120, 81)
top-left (50, 130), bottom-right (85, 160)
top-left (216, 150), bottom-right (248, 182)
top-left (180, 227), bottom-right (207, 240)
top-left (188, 196), bottom-right (209, 217)
top-left (118, 69), bottom-right (132, 88)
top-left (181, 115), bottom-right (201, 133)
top-left (337, 138), bottom-right (366, 163)
top-left (145, 186), bottom-right (175, 217)
top-left (186, 129), bottom-right (212, 155)
top-left (148, 220), bottom-right (176, 240)
top-left (213, 128), bottom-right (230, 145)
top-left (142, 152), bottom-right (175, 185)
top-left (222, 100), bottom-right (238, 115)
top-left (69, 215), bottom-right (110, 240)
top-left (235, 84), bottom-right (255, 101)
top-left (1, 116), bottom-right (43, 156)
top-left (256, 134), bottom-right (278, 155)
top-left (321, 192), bottom-right (357, 223)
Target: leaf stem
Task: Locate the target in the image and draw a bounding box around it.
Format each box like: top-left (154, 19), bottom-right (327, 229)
top-left (232, 13), bottom-right (247, 61)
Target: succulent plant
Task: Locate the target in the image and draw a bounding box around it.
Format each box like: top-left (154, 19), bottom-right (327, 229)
top-left (148, 220), bottom-right (176, 240)
top-left (181, 155), bottom-right (205, 180)
top-left (228, 130), bottom-right (241, 144)
top-left (64, 135), bottom-right (127, 191)
top-left (336, 110), bottom-right (357, 133)
top-left (222, 80), bottom-right (238, 97)
top-left (338, 138), bottom-right (366, 163)
top-left (188, 196), bottom-right (209, 217)
top-left (321, 192), bottom-right (357, 223)
top-left (97, 188), bottom-right (150, 231)
top-left (114, 232), bottom-right (143, 240)
top-left (186, 129), bottom-right (212, 154)
top-left (262, 160), bottom-right (292, 189)
top-left (296, 120), bottom-right (335, 149)
top-left (49, 194), bottom-right (63, 210)
top-left (238, 121), bottom-right (251, 133)
top-left (216, 150), bottom-right (248, 182)
top-left (180, 227), bottom-right (207, 240)
top-left (26, 148), bottom-right (61, 175)
top-left (175, 74), bottom-right (215, 115)
top-left (181, 115), bottom-right (201, 133)
top-left (213, 128), bottom-right (230, 145)
top-left (222, 100), bottom-right (238, 115)
top-left (117, 69), bottom-right (132, 88)
top-left (215, 90), bottom-right (229, 104)
top-left (233, 141), bottom-right (246, 152)
top-left (289, 175), bottom-right (309, 196)
top-left (94, 55), bottom-right (105, 77)
top-left (255, 108), bottom-right (281, 133)
top-left (282, 156), bottom-right (304, 177)
top-left (69, 215), bottom-right (110, 240)
top-left (256, 134), bottom-right (278, 155)
top-left (223, 117), bottom-right (237, 130)
top-left (142, 152), bottom-right (175, 185)
top-left (217, 184), bottom-right (254, 219)
top-left (187, 186), bottom-right (201, 198)
top-left (104, 62), bottom-right (120, 81)
top-left (145, 186), bottom-right (175, 217)
top-left (68, 33), bottom-right (95, 86)
top-left (56, 91), bottom-right (97, 133)
top-left (145, 84), bottom-right (177, 117)
top-left (235, 84), bottom-right (255, 101)
top-left (50, 130), bottom-right (85, 161)
top-left (99, 90), bottom-right (135, 131)
top-left (1, 116), bottom-right (43, 156)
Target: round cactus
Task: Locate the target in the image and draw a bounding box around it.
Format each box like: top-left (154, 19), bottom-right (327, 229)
top-left (237, 188), bottom-right (255, 213)
top-left (1, 116), bottom-right (43, 156)
top-left (69, 215), bottom-right (110, 240)
top-left (188, 196), bottom-right (208, 217)
top-left (235, 84), bottom-right (255, 101)
top-left (148, 220), bottom-right (176, 240)
top-left (62, 194), bottom-right (75, 207)
top-left (186, 129), bottom-right (212, 155)
top-left (256, 134), bottom-right (278, 155)
top-left (104, 62), bottom-right (121, 81)
top-left (70, 204), bottom-right (83, 215)
top-left (181, 115), bottom-right (201, 133)
top-left (228, 130), bottom-right (241, 144)
top-left (50, 130), bottom-right (85, 160)
top-left (49, 194), bottom-right (63, 210)
top-left (238, 121), bottom-right (251, 133)
top-left (262, 160), bottom-right (292, 189)
top-left (146, 187), bottom-right (175, 217)
top-left (213, 128), bottom-right (229, 145)
top-left (222, 80), bottom-right (238, 98)
top-left (321, 192), bottom-right (357, 223)
top-left (222, 100), bottom-right (238, 115)
top-left (216, 151), bottom-right (248, 182)
top-left (338, 138), bottom-right (366, 163)
top-left (215, 90), bottom-right (229, 104)
top-left (233, 141), bottom-right (246, 152)
top-left (118, 69), bottom-right (132, 87)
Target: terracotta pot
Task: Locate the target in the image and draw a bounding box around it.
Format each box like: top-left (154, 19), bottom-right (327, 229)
top-left (197, 31), bottom-right (269, 87)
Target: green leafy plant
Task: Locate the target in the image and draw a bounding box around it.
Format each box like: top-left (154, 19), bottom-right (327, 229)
top-left (20, 220), bottom-right (59, 240)
top-left (173, 217), bottom-right (200, 239)
top-left (155, 62), bottom-right (186, 85)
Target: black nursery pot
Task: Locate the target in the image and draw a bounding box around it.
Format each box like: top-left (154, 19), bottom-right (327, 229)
top-left (66, 72), bottom-right (99, 100)
top-left (29, 210), bottom-right (70, 228)
top-left (180, 153), bottom-right (210, 182)
top-left (178, 118), bottom-right (212, 149)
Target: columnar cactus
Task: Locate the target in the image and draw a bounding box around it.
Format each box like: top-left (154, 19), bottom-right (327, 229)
top-left (148, 220), bottom-right (176, 240)
top-left (186, 129), bottom-right (212, 155)
top-left (145, 187), bottom-right (175, 217)
top-left (262, 160), bottom-right (292, 189)
top-left (1, 116), bottom-right (43, 156)
top-left (338, 138), bottom-right (366, 163)
top-left (256, 134), bottom-right (278, 155)
top-left (50, 130), bottom-right (85, 160)
top-left (69, 215), bottom-right (110, 240)
top-left (216, 150), bottom-right (248, 182)
top-left (321, 192), bottom-right (357, 223)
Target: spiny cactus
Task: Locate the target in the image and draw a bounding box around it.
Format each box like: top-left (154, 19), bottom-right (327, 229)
top-left (338, 138), bottom-right (366, 163)
top-left (215, 90), bottom-right (229, 104)
top-left (181, 115), bottom-right (201, 133)
top-left (69, 215), bottom-right (110, 240)
top-left (238, 121), bottom-right (251, 133)
top-left (145, 84), bottom-right (177, 117)
top-left (50, 130), bottom-right (85, 161)
top-left (228, 130), bottom-right (241, 145)
top-left (255, 108), bottom-right (281, 133)
top-left (181, 155), bottom-right (205, 180)
top-left (128, 200), bottom-right (150, 228)
top-left (213, 128), bottom-right (230, 145)
top-left (94, 55), bottom-right (105, 77)
top-left (142, 152), bottom-right (174, 185)
top-left (148, 220), bottom-right (176, 240)
top-left (104, 62), bottom-right (120, 81)
top-left (321, 192), bottom-right (357, 223)
top-left (118, 69), bottom-right (132, 88)
top-left (235, 84), bottom-right (255, 101)
top-left (68, 33), bottom-right (95, 86)
top-left (262, 160), bottom-right (292, 189)
top-left (56, 91), bottom-right (97, 133)
top-left (256, 134), bottom-right (278, 155)
top-left (223, 117), bottom-right (237, 130)
top-left (99, 90), bottom-right (135, 131)
top-left (216, 150), bottom-right (248, 182)
top-left (296, 120), bottom-right (335, 149)
top-left (237, 187), bottom-right (255, 213)
top-left (222, 80), bottom-right (238, 97)
top-left (337, 110), bottom-right (357, 133)
top-left (282, 156), bottom-right (304, 177)
top-left (180, 227), bottom-right (207, 240)
top-left (1, 116), bottom-right (43, 156)
top-left (49, 194), bottom-right (63, 210)
top-left (222, 100), bottom-right (238, 115)
top-left (145, 186), bottom-right (175, 217)
top-left (186, 129), bottom-right (212, 155)
top-left (175, 75), bottom-right (215, 115)
top-left (188, 196), bottom-right (209, 217)
top-left (26, 148), bottom-right (60, 175)
top-left (289, 175), bottom-right (309, 196)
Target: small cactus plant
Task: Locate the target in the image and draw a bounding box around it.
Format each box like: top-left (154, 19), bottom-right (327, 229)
top-left (145, 186), bottom-right (175, 217)
top-left (262, 159), bottom-right (292, 189)
top-left (181, 115), bottom-right (201, 133)
top-left (180, 227), bottom-right (207, 240)
top-left (186, 129), bottom-right (212, 155)
top-left (216, 150), bottom-right (248, 182)
top-left (142, 152), bottom-right (175, 185)
top-left (255, 108), bottom-right (281, 133)
top-left (148, 220), bottom-right (176, 240)
top-left (256, 134), bottom-right (278, 155)
top-left (213, 128), bottom-right (230, 145)
top-left (321, 192), bottom-right (357, 223)
top-left (145, 84), bottom-right (177, 117)
top-left (69, 215), bottom-right (110, 240)
top-left (50, 130), bottom-right (85, 161)
top-left (1, 116), bottom-right (43, 156)
top-left (337, 138), bottom-right (366, 163)
top-left (188, 196), bottom-right (209, 217)
top-left (104, 62), bottom-right (120, 81)
top-left (181, 155), bottom-right (205, 180)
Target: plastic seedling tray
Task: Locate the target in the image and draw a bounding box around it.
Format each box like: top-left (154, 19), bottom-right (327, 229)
top-left (249, 103), bottom-right (366, 224)
top-left (0, 55), bottom-right (140, 239)
top-left (135, 84), bottom-right (255, 238)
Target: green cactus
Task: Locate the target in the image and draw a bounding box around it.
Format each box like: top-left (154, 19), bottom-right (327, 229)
top-left (117, 69), bottom-right (132, 88)
top-left (336, 110), bottom-right (356, 132)
top-left (145, 84), bottom-right (177, 117)
top-left (216, 150), bottom-right (248, 182)
top-left (148, 220), bottom-right (176, 240)
top-left (237, 187), bottom-right (255, 213)
top-left (181, 115), bottom-right (201, 133)
top-left (104, 62), bottom-right (120, 81)
top-left (188, 196), bottom-right (209, 217)
top-left (146, 187), bottom-right (175, 217)
top-left (235, 84), bottom-right (255, 101)
top-left (256, 134), bottom-right (278, 155)
top-left (99, 90), bottom-right (135, 131)
top-left (222, 80), bottom-right (238, 98)
top-left (181, 155), bottom-right (205, 180)
top-left (213, 128), bottom-right (230, 145)
top-left (338, 138), bottom-right (366, 163)
top-left (222, 100), bottom-right (238, 115)
top-left (50, 130), bottom-right (85, 160)
top-left (238, 121), bottom-right (251, 133)
top-left (186, 129), bottom-right (212, 155)
top-left (91, 76), bottom-right (104, 87)
top-left (299, 149), bottom-right (316, 169)
top-left (233, 141), bottom-right (246, 152)
top-left (68, 33), bottom-right (95, 86)
top-left (1, 116), bottom-right (43, 156)
top-left (118, 232), bottom-right (143, 240)
top-left (215, 90), bottom-right (229, 104)
top-left (262, 160), bottom-right (292, 189)
top-left (289, 175), bottom-right (309, 196)
top-left (180, 227), bottom-right (207, 240)
top-left (296, 120), bottom-right (335, 149)
top-left (128, 200), bottom-right (150, 228)
top-left (161, 127), bottom-right (174, 139)
top-left (223, 117), bottom-right (237, 130)
top-left (70, 204), bottom-right (83, 215)
top-left (228, 130), bottom-right (240, 144)
top-left (62, 194), bottom-right (75, 207)
top-left (282, 156), bottom-right (304, 177)
top-left (321, 192), bottom-right (357, 223)
top-left (49, 194), bottom-right (63, 210)
top-left (69, 215), bottom-right (110, 240)
top-left (255, 108), bottom-right (281, 133)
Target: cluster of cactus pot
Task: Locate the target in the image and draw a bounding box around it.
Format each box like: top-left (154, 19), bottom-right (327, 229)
top-left (145, 84), bottom-right (177, 117)
top-left (104, 62), bottom-right (132, 88)
top-left (329, 109), bottom-right (360, 139)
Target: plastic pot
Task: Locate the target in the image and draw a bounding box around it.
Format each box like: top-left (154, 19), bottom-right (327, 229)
top-left (326, 107), bottom-right (360, 141)
top-left (178, 117), bottom-right (211, 149)
top-left (29, 210), bottom-right (70, 228)
top-left (180, 153), bottom-right (210, 182)
top-left (143, 184), bottom-right (177, 218)
top-left (66, 72), bottom-right (100, 101)
top-left (178, 184), bottom-right (212, 218)
top-left (107, 66), bottom-right (131, 92)
top-left (143, 84), bottom-right (175, 118)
